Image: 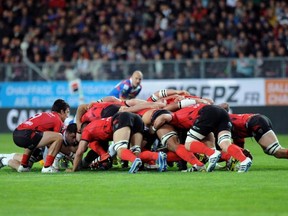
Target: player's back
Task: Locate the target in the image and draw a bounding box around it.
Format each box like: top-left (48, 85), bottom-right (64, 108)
top-left (17, 112), bottom-right (63, 132)
top-left (82, 117), bottom-right (113, 141)
top-left (172, 104), bottom-right (206, 129)
top-left (229, 113), bottom-right (255, 137)
top-left (81, 102), bottom-right (121, 122)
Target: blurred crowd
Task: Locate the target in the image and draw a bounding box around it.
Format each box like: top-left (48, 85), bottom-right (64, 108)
top-left (1, 0), bottom-right (288, 80)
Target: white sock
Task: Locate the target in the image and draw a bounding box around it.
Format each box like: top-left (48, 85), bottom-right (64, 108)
top-left (0, 153), bottom-right (10, 158)
top-left (1, 157), bottom-right (10, 166)
top-left (7, 153), bottom-right (16, 161)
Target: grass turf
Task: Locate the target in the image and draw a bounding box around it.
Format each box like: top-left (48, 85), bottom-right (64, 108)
top-left (0, 133), bottom-right (288, 216)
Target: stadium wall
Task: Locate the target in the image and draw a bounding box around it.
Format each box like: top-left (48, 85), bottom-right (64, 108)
top-left (0, 79), bottom-right (287, 133)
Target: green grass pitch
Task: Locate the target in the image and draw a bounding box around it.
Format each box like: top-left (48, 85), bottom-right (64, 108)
top-left (0, 133), bottom-right (288, 216)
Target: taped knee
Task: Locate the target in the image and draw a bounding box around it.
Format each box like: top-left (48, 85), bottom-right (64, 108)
top-left (130, 146), bottom-right (141, 154)
top-left (160, 131), bottom-right (177, 146)
top-left (114, 140), bottom-right (128, 151)
top-left (187, 129), bottom-right (205, 141)
top-left (217, 133), bottom-right (231, 146)
top-left (264, 142), bottom-right (281, 155)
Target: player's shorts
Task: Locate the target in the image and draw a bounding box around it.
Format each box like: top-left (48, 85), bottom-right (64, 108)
top-left (247, 114), bottom-right (273, 141)
top-left (112, 112), bottom-right (144, 134)
top-left (13, 129), bottom-right (43, 150)
top-left (193, 105), bottom-right (232, 136)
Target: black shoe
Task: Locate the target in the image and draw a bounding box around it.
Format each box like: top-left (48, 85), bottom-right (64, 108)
top-left (121, 160), bottom-right (129, 168)
top-left (177, 160), bottom-right (187, 171)
top-left (0, 157), bottom-right (5, 169)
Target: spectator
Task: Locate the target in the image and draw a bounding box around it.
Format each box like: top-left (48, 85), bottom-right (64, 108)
top-left (0, 0), bottom-right (288, 79)
top-left (235, 52), bottom-right (254, 77)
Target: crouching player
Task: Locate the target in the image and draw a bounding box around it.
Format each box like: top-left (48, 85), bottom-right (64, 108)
top-left (0, 123), bottom-right (78, 172)
top-left (12, 99), bottom-right (70, 173)
top-left (230, 113), bottom-right (288, 159)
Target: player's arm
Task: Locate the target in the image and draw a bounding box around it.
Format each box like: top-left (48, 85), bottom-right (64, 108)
top-left (70, 140), bottom-right (88, 172)
top-left (75, 104), bottom-right (89, 132)
top-left (119, 101), bottom-right (166, 113)
top-left (88, 97), bottom-right (122, 106)
top-left (164, 96), bottom-right (213, 112)
top-left (151, 113), bottom-right (173, 133)
top-left (125, 98), bottom-right (147, 106)
top-left (119, 83), bottom-right (130, 100)
top-left (150, 89), bottom-right (190, 101)
top-left (99, 96), bottom-right (122, 103)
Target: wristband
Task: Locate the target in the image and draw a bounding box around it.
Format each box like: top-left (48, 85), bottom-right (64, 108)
top-left (151, 94), bottom-right (159, 102)
top-left (159, 89), bottom-right (168, 98)
top-left (178, 98), bottom-right (196, 108)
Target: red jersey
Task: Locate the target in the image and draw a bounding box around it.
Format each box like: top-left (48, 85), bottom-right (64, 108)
top-left (81, 102), bottom-right (121, 122)
top-left (229, 113), bottom-right (255, 138)
top-left (170, 104), bottom-right (206, 129)
top-left (81, 117), bottom-right (113, 143)
top-left (16, 111), bottom-right (63, 133)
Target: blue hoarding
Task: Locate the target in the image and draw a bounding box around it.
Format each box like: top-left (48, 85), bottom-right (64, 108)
top-left (0, 81), bottom-right (119, 108)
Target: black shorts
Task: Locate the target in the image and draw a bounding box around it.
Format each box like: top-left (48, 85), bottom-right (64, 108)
top-left (13, 129), bottom-right (43, 150)
top-left (112, 112), bottom-right (144, 134)
top-left (193, 105), bottom-right (232, 136)
top-left (247, 114), bottom-right (273, 141)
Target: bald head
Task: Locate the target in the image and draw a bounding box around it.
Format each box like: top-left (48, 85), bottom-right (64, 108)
top-left (131, 70), bottom-right (143, 88)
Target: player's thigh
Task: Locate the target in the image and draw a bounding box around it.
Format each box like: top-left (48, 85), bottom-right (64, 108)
top-left (37, 131), bottom-right (62, 148)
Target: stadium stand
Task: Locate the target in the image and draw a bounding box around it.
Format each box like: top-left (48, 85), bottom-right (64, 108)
top-left (1, 0), bottom-right (288, 80)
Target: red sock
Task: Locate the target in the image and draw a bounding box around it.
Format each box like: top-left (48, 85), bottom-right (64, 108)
top-left (139, 151), bottom-right (158, 162)
top-left (175, 145), bottom-right (203, 166)
top-left (166, 151), bottom-right (181, 162)
top-left (44, 155), bottom-right (55, 167)
top-left (21, 154), bottom-right (29, 166)
top-left (118, 149), bottom-right (137, 162)
top-left (220, 151), bottom-right (232, 161)
top-left (189, 141), bottom-right (214, 156)
top-left (227, 144), bottom-right (246, 162)
top-left (147, 160), bottom-right (156, 165)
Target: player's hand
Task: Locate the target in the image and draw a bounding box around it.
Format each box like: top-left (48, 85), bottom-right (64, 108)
top-left (173, 95), bottom-right (185, 102)
top-left (65, 168), bottom-right (73, 172)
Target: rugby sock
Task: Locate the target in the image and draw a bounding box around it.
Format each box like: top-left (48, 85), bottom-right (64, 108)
top-left (189, 141), bottom-right (215, 156)
top-left (227, 144), bottom-right (246, 162)
top-left (44, 155), bottom-right (55, 167)
top-left (118, 148), bottom-right (137, 162)
top-left (21, 154), bottom-right (29, 167)
top-left (139, 151), bottom-right (158, 162)
top-left (220, 151), bottom-right (232, 161)
top-left (1, 157), bottom-right (9, 166)
top-left (166, 151), bottom-right (181, 162)
top-left (175, 144), bottom-right (203, 166)
top-left (5, 153), bottom-right (16, 161)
